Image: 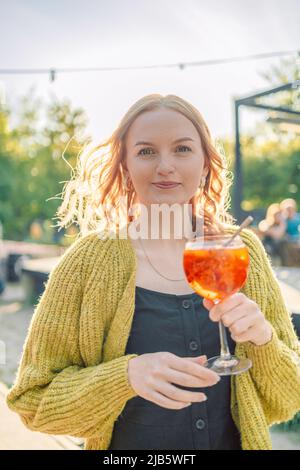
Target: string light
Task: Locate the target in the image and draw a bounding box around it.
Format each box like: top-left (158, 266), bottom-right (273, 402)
top-left (50, 69), bottom-right (56, 83)
top-left (0, 49), bottom-right (298, 83)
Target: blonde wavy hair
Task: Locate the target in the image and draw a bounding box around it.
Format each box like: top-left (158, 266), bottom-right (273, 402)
top-left (54, 94), bottom-right (236, 238)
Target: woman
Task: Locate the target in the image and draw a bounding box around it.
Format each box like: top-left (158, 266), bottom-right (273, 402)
top-left (280, 198), bottom-right (300, 246)
top-left (258, 203), bottom-right (287, 263)
top-left (6, 94), bottom-right (300, 450)
top-left (259, 203), bottom-right (286, 242)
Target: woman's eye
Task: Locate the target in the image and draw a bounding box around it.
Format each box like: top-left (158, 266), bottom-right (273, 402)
top-left (177, 145), bottom-right (192, 152)
top-left (137, 148), bottom-right (154, 156)
top-left (137, 145), bottom-right (192, 156)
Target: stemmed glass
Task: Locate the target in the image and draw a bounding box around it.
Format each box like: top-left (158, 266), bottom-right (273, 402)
top-left (183, 233), bottom-right (252, 376)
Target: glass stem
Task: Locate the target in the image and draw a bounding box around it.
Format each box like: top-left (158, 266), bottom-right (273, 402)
top-left (218, 320), bottom-right (232, 360)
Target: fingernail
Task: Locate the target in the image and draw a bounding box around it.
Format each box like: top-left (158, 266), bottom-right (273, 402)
top-left (203, 395), bottom-right (207, 401)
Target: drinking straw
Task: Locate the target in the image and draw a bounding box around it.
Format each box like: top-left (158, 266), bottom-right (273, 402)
top-left (223, 216), bottom-right (254, 247)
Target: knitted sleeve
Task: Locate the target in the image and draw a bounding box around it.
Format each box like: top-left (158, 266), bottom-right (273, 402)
top-left (240, 228), bottom-right (300, 425)
top-left (5, 232), bottom-right (139, 439)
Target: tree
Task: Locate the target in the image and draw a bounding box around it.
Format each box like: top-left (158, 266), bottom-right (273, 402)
top-left (0, 87), bottom-right (90, 241)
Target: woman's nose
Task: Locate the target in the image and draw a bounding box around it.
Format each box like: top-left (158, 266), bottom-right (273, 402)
top-left (156, 157), bottom-right (176, 173)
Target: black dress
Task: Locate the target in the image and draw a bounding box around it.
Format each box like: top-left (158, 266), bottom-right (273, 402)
top-left (108, 286), bottom-right (242, 450)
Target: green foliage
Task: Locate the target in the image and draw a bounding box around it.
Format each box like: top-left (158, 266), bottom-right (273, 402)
top-left (0, 87), bottom-right (91, 241)
top-left (221, 136), bottom-right (300, 213)
top-left (221, 57), bottom-right (300, 215)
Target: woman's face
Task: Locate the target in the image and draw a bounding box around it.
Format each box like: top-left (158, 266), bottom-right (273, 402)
top-left (285, 205), bottom-right (296, 219)
top-left (124, 108), bottom-right (208, 208)
top-left (274, 211), bottom-right (283, 224)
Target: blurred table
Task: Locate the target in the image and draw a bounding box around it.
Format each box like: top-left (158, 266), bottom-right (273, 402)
top-left (21, 257), bottom-right (61, 305)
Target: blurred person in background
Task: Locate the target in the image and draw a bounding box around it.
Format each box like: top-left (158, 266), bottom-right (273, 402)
top-left (258, 203), bottom-right (287, 264)
top-left (280, 198), bottom-right (300, 246)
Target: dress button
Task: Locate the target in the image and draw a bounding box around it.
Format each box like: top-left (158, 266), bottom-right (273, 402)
top-left (195, 419), bottom-right (206, 430)
top-left (189, 340), bottom-right (199, 351)
top-left (182, 299), bottom-right (191, 309)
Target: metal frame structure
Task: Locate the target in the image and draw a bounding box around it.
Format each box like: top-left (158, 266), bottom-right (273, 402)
top-left (233, 80), bottom-right (300, 223)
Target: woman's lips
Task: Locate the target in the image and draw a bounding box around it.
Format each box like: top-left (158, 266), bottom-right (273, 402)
top-left (152, 183), bottom-right (181, 189)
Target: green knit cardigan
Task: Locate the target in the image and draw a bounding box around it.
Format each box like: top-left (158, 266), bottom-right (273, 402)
top-left (6, 226), bottom-right (300, 450)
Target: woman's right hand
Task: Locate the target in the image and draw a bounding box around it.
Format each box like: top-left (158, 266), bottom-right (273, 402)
top-left (127, 351), bottom-right (220, 410)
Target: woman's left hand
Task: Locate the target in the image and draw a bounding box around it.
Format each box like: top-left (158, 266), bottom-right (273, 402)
top-left (203, 293), bottom-right (273, 346)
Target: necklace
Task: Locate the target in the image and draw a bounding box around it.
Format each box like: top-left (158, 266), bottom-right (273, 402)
top-left (137, 236), bottom-right (186, 282)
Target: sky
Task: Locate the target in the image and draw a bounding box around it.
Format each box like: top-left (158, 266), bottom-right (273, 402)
top-left (1, 0), bottom-right (299, 144)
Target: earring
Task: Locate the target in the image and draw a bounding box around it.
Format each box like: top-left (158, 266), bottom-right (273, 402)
top-left (122, 174), bottom-right (132, 192)
top-left (199, 176), bottom-right (206, 189)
